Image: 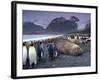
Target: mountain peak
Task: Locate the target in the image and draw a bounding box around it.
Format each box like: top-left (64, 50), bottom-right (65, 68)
top-left (51, 17), bottom-right (66, 24)
top-left (46, 17), bottom-right (78, 33)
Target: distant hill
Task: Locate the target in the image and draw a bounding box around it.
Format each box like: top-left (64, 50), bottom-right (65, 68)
top-left (46, 17), bottom-right (78, 34)
top-left (84, 22), bottom-right (91, 33)
top-left (71, 22), bottom-right (91, 34)
top-left (23, 22), bottom-right (44, 34)
top-left (79, 21), bottom-right (90, 33)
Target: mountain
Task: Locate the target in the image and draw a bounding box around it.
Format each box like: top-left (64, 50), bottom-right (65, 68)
top-left (23, 22), bottom-right (44, 34)
top-left (84, 22), bottom-right (91, 33)
top-left (46, 17), bottom-right (78, 34)
top-left (71, 22), bottom-right (91, 34)
top-left (78, 21), bottom-right (91, 33)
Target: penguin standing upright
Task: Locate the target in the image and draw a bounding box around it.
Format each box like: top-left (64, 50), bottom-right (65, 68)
top-left (47, 42), bottom-right (54, 60)
top-left (22, 42), bottom-right (27, 69)
top-left (53, 43), bottom-right (58, 58)
top-left (37, 42), bottom-right (44, 61)
top-left (29, 41), bottom-right (37, 68)
top-left (40, 42), bottom-right (44, 59)
top-left (54, 50), bottom-right (58, 57)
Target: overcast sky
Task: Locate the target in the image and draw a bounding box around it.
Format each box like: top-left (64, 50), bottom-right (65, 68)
top-left (23, 10), bottom-right (90, 30)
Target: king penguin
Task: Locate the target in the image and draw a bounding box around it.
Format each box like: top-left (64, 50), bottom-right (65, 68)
top-left (29, 41), bottom-right (37, 67)
top-left (22, 42), bottom-right (27, 67)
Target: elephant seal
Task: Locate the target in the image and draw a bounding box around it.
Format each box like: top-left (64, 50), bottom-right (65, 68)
top-left (55, 39), bottom-right (83, 56)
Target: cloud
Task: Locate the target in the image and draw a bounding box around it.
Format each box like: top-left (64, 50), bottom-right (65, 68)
top-left (78, 23), bottom-right (86, 30)
top-left (34, 19), bottom-right (49, 29)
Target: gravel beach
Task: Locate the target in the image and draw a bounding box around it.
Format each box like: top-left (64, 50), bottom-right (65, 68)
top-left (24, 41), bottom-right (91, 69)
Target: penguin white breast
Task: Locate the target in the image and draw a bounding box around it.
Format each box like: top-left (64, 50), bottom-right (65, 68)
top-left (29, 46), bottom-right (37, 65)
top-left (23, 46), bottom-right (27, 65)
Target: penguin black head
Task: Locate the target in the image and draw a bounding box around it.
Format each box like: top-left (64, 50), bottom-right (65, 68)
top-left (30, 41), bottom-right (33, 46)
top-left (23, 42), bottom-right (26, 46)
top-left (39, 42), bottom-right (42, 44)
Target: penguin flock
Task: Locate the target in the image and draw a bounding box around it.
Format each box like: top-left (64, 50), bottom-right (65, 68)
top-left (22, 40), bottom-right (58, 69)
